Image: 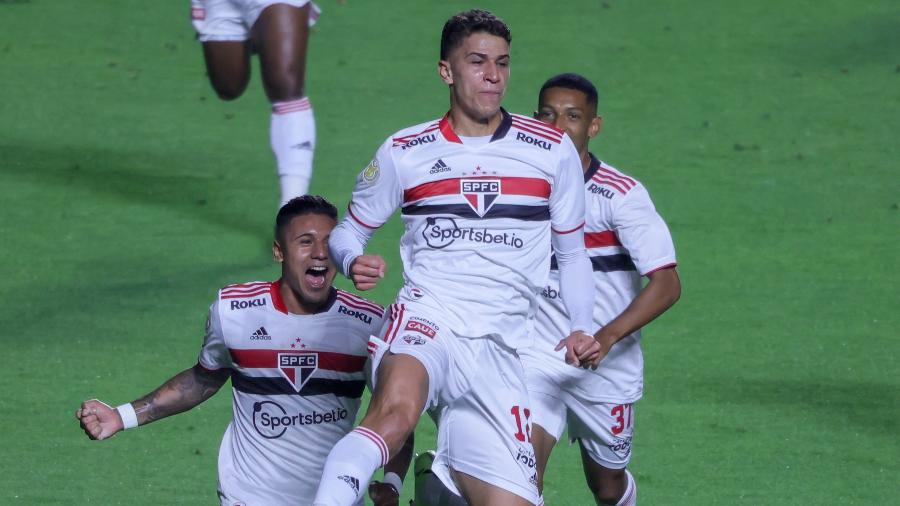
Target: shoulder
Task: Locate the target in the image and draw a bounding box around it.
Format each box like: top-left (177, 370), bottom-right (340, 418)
top-left (388, 118), bottom-right (442, 152)
top-left (333, 289), bottom-right (385, 329)
top-left (507, 113), bottom-right (564, 149)
top-left (335, 289), bottom-right (384, 315)
top-left (587, 159), bottom-right (643, 198)
top-left (217, 281), bottom-right (274, 311)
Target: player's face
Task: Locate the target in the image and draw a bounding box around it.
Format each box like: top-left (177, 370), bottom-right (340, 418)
top-left (273, 213), bottom-right (337, 313)
top-left (440, 33), bottom-right (510, 122)
top-left (535, 87), bottom-right (602, 158)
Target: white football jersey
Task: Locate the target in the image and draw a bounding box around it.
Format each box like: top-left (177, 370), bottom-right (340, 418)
top-left (526, 155), bottom-right (677, 403)
top-left (345, 111), bottom-right (585, 348)
top-left (198, 280), bottom-right (384, 505)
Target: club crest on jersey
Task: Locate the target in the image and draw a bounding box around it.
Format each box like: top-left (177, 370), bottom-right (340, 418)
top-left (460, 179), bottom-right (501, 217)
top-left (277, 352), bottom-right (317, 392)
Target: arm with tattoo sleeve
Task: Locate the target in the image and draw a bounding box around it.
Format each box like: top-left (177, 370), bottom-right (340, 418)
top-left (75, 364), bottom-right (230, 440)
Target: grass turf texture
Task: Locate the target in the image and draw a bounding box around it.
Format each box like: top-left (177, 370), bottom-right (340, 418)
top-left (1, 0), bottom-right (897, 504)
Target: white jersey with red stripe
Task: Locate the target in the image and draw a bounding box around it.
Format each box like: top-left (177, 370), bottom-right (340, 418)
top-left (198, 280), bottom-right (384, 505)
top-left (345, 110), bottom-right (585, 348)
top-left (523, 155), bottom-right (677, 403)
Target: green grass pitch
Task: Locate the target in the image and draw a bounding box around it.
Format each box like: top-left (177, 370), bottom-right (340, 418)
top-left (1, 0), bottom-right (897, 504)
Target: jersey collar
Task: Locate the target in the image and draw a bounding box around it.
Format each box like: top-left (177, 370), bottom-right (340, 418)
top-left (438, 108), bottom-right (513, 144)
top-left (583, 152), bottom-right (602, 183)
top-left (270, 280), bottom-right (289, 314)
top-left (270, 279), bottom-right (338, 315)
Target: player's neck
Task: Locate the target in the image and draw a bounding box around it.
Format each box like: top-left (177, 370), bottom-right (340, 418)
top-left (447, 107), bottom-right (503, 137)
top-left (279, 282), bottom-right (334, 315)
top-left (580, 150), bottom-right (593, 174)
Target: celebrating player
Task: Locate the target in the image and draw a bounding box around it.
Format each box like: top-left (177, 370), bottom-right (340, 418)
top-left (190, 0), bottom-right (321, 204)
top-left (521, 73), bottom-right (682, 505)
top-left (75, 196), bottom-right (411, 506)
top-left (314, 10), bottom-right (598, 506)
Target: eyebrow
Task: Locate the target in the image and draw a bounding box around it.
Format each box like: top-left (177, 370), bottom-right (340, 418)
top-left (466, 52), bottom-right (510, 59)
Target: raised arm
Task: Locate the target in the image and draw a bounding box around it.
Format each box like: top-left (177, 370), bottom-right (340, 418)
top-left (76, 364), bottom-right (230, 440)
top-left (329, 141), bottom-right (402, 291)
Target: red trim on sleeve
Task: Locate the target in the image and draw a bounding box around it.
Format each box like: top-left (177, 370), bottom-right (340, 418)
top-left (552, 222), bottom-right (585, 235)
top-left (642, 262), bottom-right (677, 277)
top-left (347, 205), bottom-right (380, 230)
top-left (270, 280), bottom-right (288, 314)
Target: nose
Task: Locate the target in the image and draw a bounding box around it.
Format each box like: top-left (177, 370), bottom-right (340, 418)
top-left (553, 116), bottom-right (567, 131)
top-left (312, 240), bottom-right (328, 259)
top-left (484, 61), bottom-right (499, 83)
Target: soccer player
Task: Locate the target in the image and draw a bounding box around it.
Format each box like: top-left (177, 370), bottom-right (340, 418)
top-left (190, 0), bottom-right (320, 204)
top-left (521, 73), bottom-right (682, 505)
top-left (75, 196), bottom-right (411, 506)
top-left (314, 10), bottom-right (599, 506)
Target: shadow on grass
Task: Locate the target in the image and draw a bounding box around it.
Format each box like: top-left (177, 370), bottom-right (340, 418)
top-left (675, 376), bottom-right (899, 438)
top-left (0, 142), bottom-right (271, 240)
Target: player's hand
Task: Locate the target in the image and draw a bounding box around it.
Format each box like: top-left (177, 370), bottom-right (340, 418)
top-left (368, 480), bottom-right (400, 506)
top-left (75, 399), bottom-right (124, 440)
top-left (556, 331), bottom-right (604, 369)
top-left (350, 255), bottom-right (387, 291)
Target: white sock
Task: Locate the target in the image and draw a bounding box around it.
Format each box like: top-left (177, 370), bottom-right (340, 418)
top-left (616, 469), bottom-right (636, 506)
top-left (313, 426), bottom-right (389, 506)
top-left (271, 97), bottom-right (315, 205)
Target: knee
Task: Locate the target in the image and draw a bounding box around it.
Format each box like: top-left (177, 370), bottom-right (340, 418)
top-left (212, 81), bottom-right (247, 101)
top-left (592, 489), bottom-right (621, 505)
top-left (587, 470), bottom-right (626, 505)
top-left (263, 67), bottom-right (305, 102)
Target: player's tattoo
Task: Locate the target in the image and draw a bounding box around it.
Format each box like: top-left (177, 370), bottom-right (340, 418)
top-left (132, 365), bottom-right (229, 425)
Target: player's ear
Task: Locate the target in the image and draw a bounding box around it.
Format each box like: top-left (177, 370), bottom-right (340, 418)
top-left (533, 110), bottom-right (539, 120)
top-left (438, 60), bottom-right (453, 85)
top-left (272, 240), bottom-right (284, 263)
top-left (589, 115), bottom-right (603, 139)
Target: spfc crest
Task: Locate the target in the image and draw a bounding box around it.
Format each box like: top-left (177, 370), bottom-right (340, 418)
top-left (460, 179), bottom-right (501, 217)
top-left (278, 352), bottom-right (318, 392)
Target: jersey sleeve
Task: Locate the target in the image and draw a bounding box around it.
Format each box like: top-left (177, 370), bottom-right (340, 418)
top-left (345, 139), bottom-right (403, 230)
top-left (549, 134), bottom-right (587, 234)
top-left (613, 184), bottom-right (677, 276)
top-left (197, 299), bottom-right (232, 371)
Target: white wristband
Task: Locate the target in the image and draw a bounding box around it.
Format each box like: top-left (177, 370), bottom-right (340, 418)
top-left (382, 472), bottom-right (403, 494)
top-left (116, 403), bottom-right (138, 430)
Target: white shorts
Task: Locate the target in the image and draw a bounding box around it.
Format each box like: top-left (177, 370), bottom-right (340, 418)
top-left (190, 0), bottom-right (320, 42)
top-left (217, 474), bottom-right (362, 506)
top-left (526, 366), bottom-right (636, 469)
top-left (375, 303), bottom-right (540, 504)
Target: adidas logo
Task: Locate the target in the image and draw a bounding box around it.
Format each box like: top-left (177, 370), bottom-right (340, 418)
top-left (338, 474), bottom-right (360, 493)
top-left (429, 159), bottom-right (451, 174)
top-left (250, 326), bottom-right (271, 341)
top-left (290, 141), bottom-right (312, 150)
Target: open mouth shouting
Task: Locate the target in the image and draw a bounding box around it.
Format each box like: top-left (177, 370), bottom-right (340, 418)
top-left (305, 265), bottom-right (330, 290)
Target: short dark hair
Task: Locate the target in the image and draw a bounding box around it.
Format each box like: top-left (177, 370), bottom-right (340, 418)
top-left (275, 195), bottom-right (338, 243)
top-left (539, 73), bottom-right (599, 110)
top-left (440, 9), bottom-right (511, 60)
